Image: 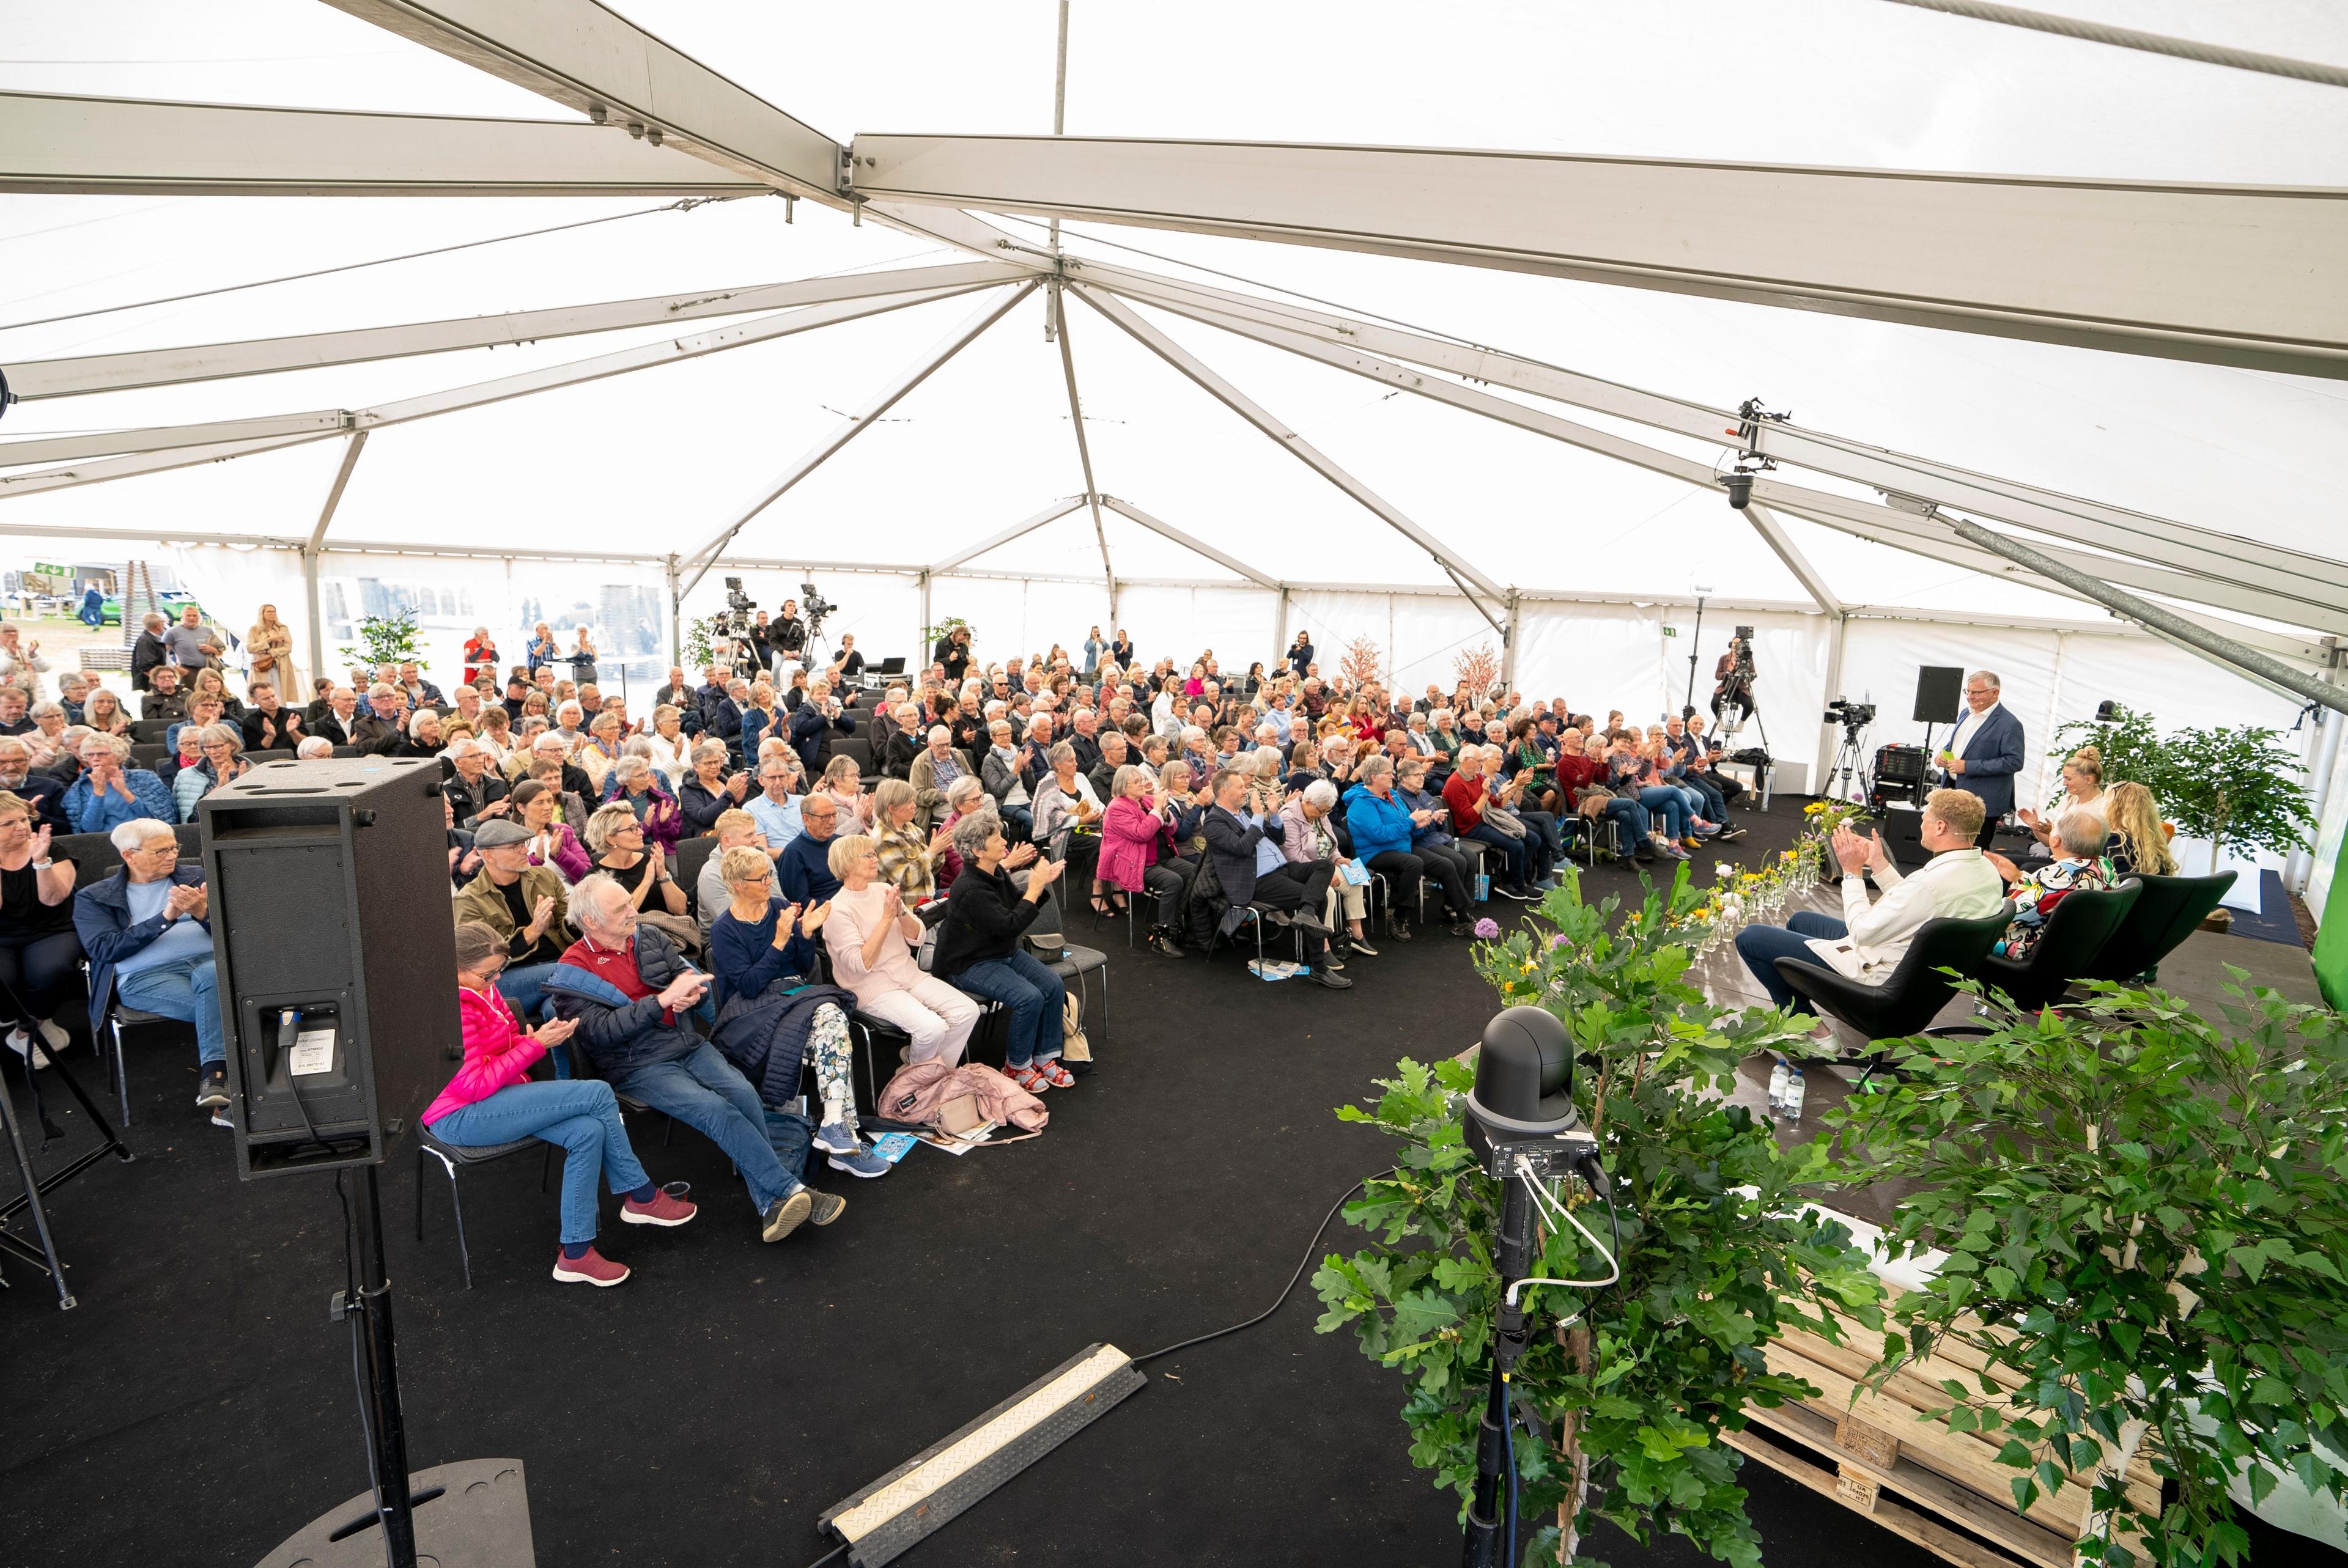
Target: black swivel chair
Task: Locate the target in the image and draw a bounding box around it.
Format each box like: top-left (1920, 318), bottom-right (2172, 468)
top-left (2072, 870), bottom-right (2237, 987)
top-left (1773, 905), bottom-right (2012, 1090)
top-left (1971, 880), bottom-right (2141, 1012)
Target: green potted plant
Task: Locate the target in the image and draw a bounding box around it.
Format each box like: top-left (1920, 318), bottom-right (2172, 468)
top-left (1316, 870), bottom-right (1883, 1566)
top-left (336, 605), bottom-right (421, 671)
top-left (2157, 724), bottom-right (2310, 929)
top-left (1822, 979), bottom-right (2348, 1568)
top-left (2050, 702), bottom-right (2168, 793)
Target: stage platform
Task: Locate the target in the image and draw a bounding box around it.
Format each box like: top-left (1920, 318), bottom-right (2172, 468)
top-left (2, 797), bottom-right (2329, 1566)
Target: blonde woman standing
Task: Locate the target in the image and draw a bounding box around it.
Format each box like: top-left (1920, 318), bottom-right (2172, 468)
top-left (247, 603), bottom-right (295, 706)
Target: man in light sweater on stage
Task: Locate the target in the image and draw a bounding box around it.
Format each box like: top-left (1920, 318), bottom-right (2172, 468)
top-left (1733, 787), bottom-right (2006, 1021)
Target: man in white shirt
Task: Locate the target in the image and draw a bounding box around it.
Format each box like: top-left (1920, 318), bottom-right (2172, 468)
top-left (1734, 788), bottom-right (2006, 1021)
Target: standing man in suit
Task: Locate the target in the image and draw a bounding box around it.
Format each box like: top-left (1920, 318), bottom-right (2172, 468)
top-left (1935, 669), bottom-right (2023, 848)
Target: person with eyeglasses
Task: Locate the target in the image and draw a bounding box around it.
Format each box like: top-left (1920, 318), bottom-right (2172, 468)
top-left (1933, 670), bottom-right (2025, 848)
top-left (74, 820), bottom-right (226, 1121)
top-left (172, 724), bottom-right (251, 822)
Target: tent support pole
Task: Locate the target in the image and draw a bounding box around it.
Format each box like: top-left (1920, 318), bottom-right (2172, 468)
top-left (1276, 587), bottom-right (1291, 671)
top-left (1047, 281), bottom-right (1115, 598)
top-left (919, 570), bottom-right (932, 665)
top-left (2287, 664), bottom-right (2346, 893)
top-left (677, 282), bottom-right (1037, 599)
top-left (1815, 611), bottom-right (1849, 795)
top-left (665, 554), bottom-right (683, 667)
top-left (303, 430), bottom-right (368, 683)
top-left (1943, 517), bottom-right (2348, 716)
top-left (1501, 591), bottom-right (1520, 692)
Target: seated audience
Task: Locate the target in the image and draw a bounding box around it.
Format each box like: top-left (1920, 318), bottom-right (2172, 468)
top-left (881, 702), bottom-right (925, 781)
top-left (510, 779), bottom-right (592, 883)
top-left (443, 737), bottom-right (511, 826)
top-left (427, 920), bottom-right (695, 1286)
top-left (577, 711), bottom-right (625, 794)
top-left (1282, 777), bottom-right (1379, 958)
top-left (705, 848), bottom-right (889, 1179)
top-left (981, 719), bottom-right (1036, 842)
top-left (454, 818), bottom-right (572, 1018)
top-left (82, 688), bottom-right (133, 738)
top-left (584, 801), bottom-right (699, 955)
top-left (1345, 756), bottom-right (1475, 938)
top-left (75, 820), bottom-right (224, 1121)
top-left (1102, 764), bottom-right (1192, 959)
top-left (1733, 788), bottom-right (2004, 1031)
top-left (238, 680), bottom-right (303, 753)
top-left (819, 753), bottom-right (876, 831)
top-left (934, 812), bottom-right (1074, 1092)
top-left (173, 723), bottom-right (252, 822)
top-left (2100, 781), bottom-right (2175, 877)
top-left (777, 791), bottom-right (845, 907)
top-left (1393, 754), bottom-right (1477, 917)
top-left (0, 792), bottom-right (76, 1068)
top-left (824, 833), bottom-right (982, 1068)
top-left (64, 734), bottom-right (173, 833)
top-left (602, 755), bottom-right (685, 857)
top-left (1031, 741), bottom-right (1107, 913)
top-left (296, 735), bottom-right (335, 759)
top-left (1202, 767), bottom-right (1350, 988)
top-left (2017, 746), bottom-right (2106, 860)
top-left (681, 740), bottom-right (749, 837)
top-left (909, 726), bottom-right (973, 831)
top-left (871, 778), bottom-right (949, 904)
top-left (547, 873), bottom-right (849, 1240)
top-left (0, 737), bottom-right (70, 833)
top-left (1994, 811), bottom-right (2114, 962)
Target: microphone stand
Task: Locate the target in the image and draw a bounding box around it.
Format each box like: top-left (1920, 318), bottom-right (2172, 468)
top-left (1461, 1161), bottom-right (1534, 1567)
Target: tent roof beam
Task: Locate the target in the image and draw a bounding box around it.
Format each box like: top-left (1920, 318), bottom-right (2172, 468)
top-left (1096, 495), bottom-right (1283, 591)
top-left (1084, 260), bottom-right (2348, 597)
top-left (1069, 284), bottom-right (1510, 615)
top-left (3, 259), bottom-right (1032, 402)
top-left (0, 279), bottom-right (1002, 501)
top-left (678, 282), bottom-right (1038, 595)
top-left (927, 496), bottom-right (1091, 575)
top-left (856, 133), bottom-right (2348, 378)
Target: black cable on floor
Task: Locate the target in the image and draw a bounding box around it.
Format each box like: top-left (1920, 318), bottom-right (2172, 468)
top-left (1129, 1171), bottom-right (1386, 1367)
top-left (795, 1542), bottom-right (847, 1568)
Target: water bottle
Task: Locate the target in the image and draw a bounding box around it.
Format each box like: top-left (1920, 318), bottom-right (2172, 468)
top-left (1783, 1069), bottom-right (1807, 1127)
top-left (1766, 1059), bottom-right (1790, 1119)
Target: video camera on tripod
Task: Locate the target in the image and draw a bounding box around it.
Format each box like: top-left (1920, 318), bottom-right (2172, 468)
top-left (800, 580), bottom-right (837, 635)
top-left (1822, 696), bottom-right (1875, 732)
top-left (1821, 697), bottom-right (1878, 803)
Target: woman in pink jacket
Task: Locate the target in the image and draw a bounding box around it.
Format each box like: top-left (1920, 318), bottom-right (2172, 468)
top-left (423, 921), bottom-right (695, 1287)
top-left (1098, 765), bottom-right (1191, 959)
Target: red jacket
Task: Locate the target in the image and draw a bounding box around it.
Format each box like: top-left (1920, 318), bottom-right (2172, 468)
top-left (1442, 770), bottom-right (1488, 833)
top-left (423, 984), bottom-right (547, 1126)
top-left (1554, 754), bottom-right (1604, 795)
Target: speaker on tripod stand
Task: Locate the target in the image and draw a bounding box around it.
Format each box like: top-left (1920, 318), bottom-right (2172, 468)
top-left (1913, 666), bottom-right (1963, 759)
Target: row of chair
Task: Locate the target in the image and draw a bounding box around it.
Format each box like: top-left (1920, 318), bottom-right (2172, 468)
top-left (1774, 867), bottom-right (2238, 1087)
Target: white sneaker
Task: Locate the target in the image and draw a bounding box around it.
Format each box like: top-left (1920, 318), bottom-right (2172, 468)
top-left (35, 1017), bottom-right (67, 1053)
top-left (5, 1028), bottom-right (51, 1071)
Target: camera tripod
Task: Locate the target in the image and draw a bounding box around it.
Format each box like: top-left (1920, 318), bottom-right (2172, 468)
top-left (1824, 723), bottom-right (1873, 804)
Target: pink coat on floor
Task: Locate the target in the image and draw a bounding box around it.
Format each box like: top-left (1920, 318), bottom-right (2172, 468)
top-left (877, 1060), bottom-right (1048, 1132)
top-left (1098, 793), bottom-right (1175, 894)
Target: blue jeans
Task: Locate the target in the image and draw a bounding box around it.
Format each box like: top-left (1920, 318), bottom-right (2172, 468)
top-left (1734, 912), bottom-right (1849, 1014)
top-left (429, 1080), bottom-right (652, 1246)
top-left (1683, 775), bottom-right (1727, 821)
top-left (497, 962), bottom-right (557, 1023)
top-left (1635, 786), bottom-right (1688, 841)
top-left (1465, 823), bottom-right (1530, 890)
top-left (116, 954), bottom-right (224, 1066)
top-left (614, 1042), bottom-right (799, 1215)
top-left (950, 949), bottom-right (1066, 1069)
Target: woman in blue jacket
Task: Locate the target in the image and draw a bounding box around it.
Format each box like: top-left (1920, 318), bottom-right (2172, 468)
top-left (1342, 757), bottom-right (1474, 937)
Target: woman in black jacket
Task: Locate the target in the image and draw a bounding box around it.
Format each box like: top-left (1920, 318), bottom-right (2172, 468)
top-left (934, 814), bottom-right (1069, 1094)
top-left (679, 740), bottom-right (747, 836)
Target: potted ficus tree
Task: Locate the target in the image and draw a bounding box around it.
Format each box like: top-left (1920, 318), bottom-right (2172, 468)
top-left (337, 605), bottom-right (421, 671)
top-left (2157, 724), bottom-right (2310, 929)
top-left (1822, 978), bottom-right (2348, 1568)
top-left (1315, 869), bottom-right (1883, 1566)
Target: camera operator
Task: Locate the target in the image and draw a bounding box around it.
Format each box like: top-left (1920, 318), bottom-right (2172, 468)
top-left (770, 598), bottom-right (808, 674)
top-left (1711, 629), bottom-right (1757, 729)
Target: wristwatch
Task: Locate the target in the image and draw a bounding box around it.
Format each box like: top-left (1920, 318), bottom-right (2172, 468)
top-left (31, 858), bottom-right (53, 870)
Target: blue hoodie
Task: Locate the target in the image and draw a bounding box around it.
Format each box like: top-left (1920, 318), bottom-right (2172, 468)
top-left (1341, 782), bottom-right (1416, 862)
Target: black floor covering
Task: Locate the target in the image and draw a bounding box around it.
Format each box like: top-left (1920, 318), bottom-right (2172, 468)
top-left (0, 801), bottom-right (2320, 1566)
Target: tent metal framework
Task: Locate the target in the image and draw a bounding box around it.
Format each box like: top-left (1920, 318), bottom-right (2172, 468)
top-left (4, 0), bottom-right (2346, 830)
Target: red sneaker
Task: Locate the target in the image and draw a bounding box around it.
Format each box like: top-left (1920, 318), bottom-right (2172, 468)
top-left (621, 1188), bottom-right (697, 1228)
top-left (1034, 1060), bottom-right (1076, 1089)
top-left (552, 1246), bottom-right (630, 1287)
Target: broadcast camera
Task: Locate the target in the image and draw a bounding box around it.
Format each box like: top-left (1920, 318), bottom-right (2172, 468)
top-left (1823, 696), bottom-right (1876, 730)
top-left (800, 580), bottom-right (837, 633)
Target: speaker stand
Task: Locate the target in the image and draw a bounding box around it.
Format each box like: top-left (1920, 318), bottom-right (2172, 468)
top-left (256, 1163), bottom-right (533, 1568)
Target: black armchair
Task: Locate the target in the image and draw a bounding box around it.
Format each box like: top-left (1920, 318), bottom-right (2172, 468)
top-left (1773, 905), bottom-right (2012, 1089)
top-left (1973, 880), bottom-right (2139, 1012)
top-left (2073, 870), bottom-right (2236, 987)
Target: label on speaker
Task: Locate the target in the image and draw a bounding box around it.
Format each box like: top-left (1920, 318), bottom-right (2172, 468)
top-left (290, 1027), bottom-right (337, 1077)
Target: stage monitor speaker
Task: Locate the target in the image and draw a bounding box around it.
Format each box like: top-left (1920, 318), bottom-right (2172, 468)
top-left (1914, 666), bottom-right (1964, 724)
top-left (200, 757), bottom-right (459, 1179)
top-left (1879, 801), bottom-right (1934, 869)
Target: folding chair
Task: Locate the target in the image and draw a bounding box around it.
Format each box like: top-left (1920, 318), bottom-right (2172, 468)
top-left (413, 1127), bottom-right (553, 1289)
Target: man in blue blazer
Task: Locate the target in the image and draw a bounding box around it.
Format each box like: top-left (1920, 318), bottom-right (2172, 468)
top-left (1933, 669), bottom-right (2024, 847)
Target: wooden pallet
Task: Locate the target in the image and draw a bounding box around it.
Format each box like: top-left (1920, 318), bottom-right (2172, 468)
top-left (1741, 1288), bottom-right (2159, 1568)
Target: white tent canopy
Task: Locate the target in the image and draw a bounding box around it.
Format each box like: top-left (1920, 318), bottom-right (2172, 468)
top-left (4, 1), bottom-right (2346, 886)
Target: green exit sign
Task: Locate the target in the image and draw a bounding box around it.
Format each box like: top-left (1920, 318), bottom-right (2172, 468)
top-left (1661, 625), bottom-right (1679, 638)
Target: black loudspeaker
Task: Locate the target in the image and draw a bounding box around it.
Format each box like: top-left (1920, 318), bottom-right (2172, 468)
top-left (1879, 801), bottom-right (1933, 869)
top-left (200, 757), bottom-right (459, 1179)
top-left (1914, 666), bottom-right (1964, 724)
